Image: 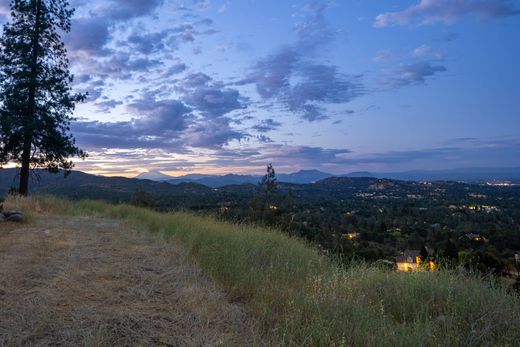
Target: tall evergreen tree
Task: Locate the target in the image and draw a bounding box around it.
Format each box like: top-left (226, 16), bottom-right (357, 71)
top-left (0, 0), bottom-right (85, 195)
top-left (259, 163), bottom-right (277, 201)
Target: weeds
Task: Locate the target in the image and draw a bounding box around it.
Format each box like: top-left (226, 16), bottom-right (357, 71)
top-left (6, 195), bottom-right (520, 346)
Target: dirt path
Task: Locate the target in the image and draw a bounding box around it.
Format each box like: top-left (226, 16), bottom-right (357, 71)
top-left (0, 216), bottom-right (265, 346)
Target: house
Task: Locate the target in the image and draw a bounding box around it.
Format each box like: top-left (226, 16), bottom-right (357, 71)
top-left (396, 250), bottom-right (422, 272)
top-left (463, 233), bottom-right (487, 242)
top-left (395, 249), bottom-right (437, 272)
top-left (340, 232), bottom-right (361, 240)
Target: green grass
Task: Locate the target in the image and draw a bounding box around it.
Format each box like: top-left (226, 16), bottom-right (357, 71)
top-left (7, 196), bottom-right (520, 346)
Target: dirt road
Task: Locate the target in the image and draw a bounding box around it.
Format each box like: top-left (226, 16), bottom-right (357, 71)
top-left (0, 216), bottom-right (264, 346)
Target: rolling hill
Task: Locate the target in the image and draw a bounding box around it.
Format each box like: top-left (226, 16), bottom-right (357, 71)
top-left (133, 167), bottom-right (520, 187)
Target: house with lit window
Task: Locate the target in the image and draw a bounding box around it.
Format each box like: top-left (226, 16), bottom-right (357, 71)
top-left (463, 233), bottom-right (487, 242)
top-left (396, 250), bottom-right (422, 272)
top-left (339, 231), bottom-right (361, 240)
top-left (396, 249), bottom-right (436, 272)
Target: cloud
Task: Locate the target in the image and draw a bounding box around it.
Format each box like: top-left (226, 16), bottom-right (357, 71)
top-left (78, 53), bottom-right (162, 80)
top-left (204, 144), bottom-right (354, 171)
top-left (64, 0), bottom-right (215, 92)
top-left (412, 44), bottom-right (444, 59)
top-left (180, 72), bottom-right (212, 88)
top-left (100, 0), bottom-right (165, 21)
top-left (194, 0), bottom-right (211, 10)
top-left (0, 0), bottom-right (10, 17)
top-left (182, 117), bottom-right (245, 148)
top-left (341, 139), bottom-right (520, 170)
top-left (74, 68), bottom-right (249, 152)
top-left (73, 99), bottom-right (192, 150)
top-left (66, 18), bottom-right (112, 57)
top-left (65, 0), bottom-right (167, 57)
top-left (374, 0), bottom-right (519, 27)
top-left (382, 61), bottom-right (447, 88)
top-left (286, 64), bottom-right (363, 121)
top-left (94, 99), bottom-right (123, 113)
top-left (163, 63), bottom-right (187, 76)
top-left (252, 119), bottom-right (282, 133)
top-left (238, 1), bottom-right (364, 121)
top-left (262, 144), bottom-right (352, 165)
top-left (372, 49), bottom-right (392, 63)
top-left (246, 58), bottom-right (363, 121)
top-left (178, 73), bottom-right (248, 119)
top-left (127, 30), bottom-right (170, 55)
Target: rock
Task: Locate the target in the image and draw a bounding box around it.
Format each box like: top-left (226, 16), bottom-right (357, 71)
top-left (0, 214), bottom-right (4, 223)
top-left (3, 211), bottom-right (24, 223)
top-left (6, 214), bottom-right (24, 223)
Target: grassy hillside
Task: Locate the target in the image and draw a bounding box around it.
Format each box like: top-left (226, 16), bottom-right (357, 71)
top-left (5, 195), bottom-right (520, 346)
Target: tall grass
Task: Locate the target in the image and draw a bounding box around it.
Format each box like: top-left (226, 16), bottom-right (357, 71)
top-left (6, 196), bottom-right (520, 346)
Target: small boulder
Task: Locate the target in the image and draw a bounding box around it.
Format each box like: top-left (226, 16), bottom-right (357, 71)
top-left (3, 211), bottom-right (24, 223)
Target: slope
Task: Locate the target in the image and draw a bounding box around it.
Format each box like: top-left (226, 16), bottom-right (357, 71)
top-left (0, 200), bottom-right (265, 346)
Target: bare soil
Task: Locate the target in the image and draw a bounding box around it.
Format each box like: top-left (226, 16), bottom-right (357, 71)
top-left (0, 216), bottom-right (265, 346)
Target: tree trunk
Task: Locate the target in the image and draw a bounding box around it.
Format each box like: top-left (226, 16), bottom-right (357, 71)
top-left (18, 140), bottom-right (31, 195)
top-left (18, 0), bottom-right (41, 195)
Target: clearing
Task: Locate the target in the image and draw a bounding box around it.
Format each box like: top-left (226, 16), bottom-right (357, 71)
top-left (0, 215), bottom-right (265, 346)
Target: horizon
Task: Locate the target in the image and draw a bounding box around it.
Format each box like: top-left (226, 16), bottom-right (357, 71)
top-left (1, 0), bottom-right (519, 177)
top-left (3, 164), bottom-right (520, 180)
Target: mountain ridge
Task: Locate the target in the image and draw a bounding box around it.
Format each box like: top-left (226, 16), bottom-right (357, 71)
top-left (135, 167), bottom-right (520, 187)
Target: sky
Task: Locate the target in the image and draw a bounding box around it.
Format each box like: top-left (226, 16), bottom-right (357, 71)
top-left (1, 0), bottom-right (519, 177)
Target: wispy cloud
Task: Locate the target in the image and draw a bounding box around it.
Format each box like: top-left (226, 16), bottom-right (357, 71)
top-left (382, 61), bottom-right (447, 88)
top-left (252, 119), bottom-right (282, 133)
top-left (237, 0), bottom-right (364, 122)
top-left (375, 0), bottom-right (519, 27)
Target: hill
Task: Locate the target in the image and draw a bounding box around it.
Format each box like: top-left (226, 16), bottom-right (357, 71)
top-left (131, 167), bottom-right (520, 186)
top-left (377, 167), bottom-right (520, 182)
top-left (0, 197), bottom-right (263, 346)
top-left (164, 169), bottom-right (334, 187)
top-left (3, 195), bottom-right (519, 346)
top-left (0, 168), bottom-right (212, 202)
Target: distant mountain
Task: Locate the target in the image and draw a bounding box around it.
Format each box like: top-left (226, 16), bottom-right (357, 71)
top-left (132, 167), bottom-right (520, 187)
top-left (167, 174), bottom-right (260, 187)
top-left (162, 169), bottom-right (334, 187)
top-left (136, 170), bottom-right (175, 181)
top-left (277, 170), bottom-right (333, 184)
top-left (374, 167), bottom-right (520, 182)
top-left (0, 168), bottom-right (211, 200)
top-left (341, 171), bottom-right (374, 178)
top-left (5, 166), bottom-right (515, 197)
top-left (2, 168), bottom-right (519, 213)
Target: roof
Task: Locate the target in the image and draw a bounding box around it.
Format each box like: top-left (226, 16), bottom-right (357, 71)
top-left (396, 250), bottom-right (421, 263)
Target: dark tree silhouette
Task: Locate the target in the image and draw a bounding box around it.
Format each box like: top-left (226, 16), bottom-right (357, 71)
top-left (0, 0), bottom-right (86, 195)
top-left (259, 163), bottom-right (277, 201)
top-left (250, 163), bottom-right (279, 223)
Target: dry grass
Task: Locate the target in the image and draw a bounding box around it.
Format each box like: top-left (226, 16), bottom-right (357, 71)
top-left (3, 196), bottom-right (520, 346)
top-left (0, 199), bottom-right (266, 346)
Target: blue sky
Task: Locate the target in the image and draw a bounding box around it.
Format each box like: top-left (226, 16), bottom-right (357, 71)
top-left (2, 0), bottom-right (519, 176)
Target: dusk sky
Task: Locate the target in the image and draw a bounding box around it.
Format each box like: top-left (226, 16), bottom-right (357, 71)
top-left (2, 0), bottom-right (519, 177)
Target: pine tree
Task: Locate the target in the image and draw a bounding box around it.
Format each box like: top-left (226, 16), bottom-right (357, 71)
top-left (259, 163), bottom-right (277, 201)
top-left (0, 0), bottom-right (86, 195)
